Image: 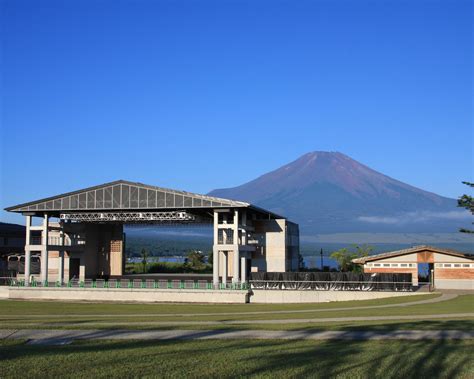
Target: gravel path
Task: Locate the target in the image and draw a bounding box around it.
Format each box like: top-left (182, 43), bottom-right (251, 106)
top-left (1, 328), bottom-right (472, 343)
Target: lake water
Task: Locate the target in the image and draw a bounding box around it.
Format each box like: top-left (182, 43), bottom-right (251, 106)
top-left (127, 256), bottom-right (187, 264)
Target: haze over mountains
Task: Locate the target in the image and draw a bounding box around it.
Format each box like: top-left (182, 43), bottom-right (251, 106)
top-left (209, 152), bottom-right (470, 235)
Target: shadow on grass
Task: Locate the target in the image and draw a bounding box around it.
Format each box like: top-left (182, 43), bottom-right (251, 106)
top-left (1, 336), bottom-right (472, 378)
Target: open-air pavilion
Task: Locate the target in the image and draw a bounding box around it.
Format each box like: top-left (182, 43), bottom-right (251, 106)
top-left (5, 180), bottom-right (300, 288)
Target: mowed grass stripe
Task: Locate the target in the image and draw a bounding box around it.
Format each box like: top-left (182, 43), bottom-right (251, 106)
top-left (0, 295), bottom-right (471, 325)
top-left (0, 293), bottom-right (439, 316)
top-left (1, 339), bottom-right (472, 378)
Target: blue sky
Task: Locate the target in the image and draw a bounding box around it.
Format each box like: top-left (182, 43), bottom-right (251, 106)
top-left (1, 0), bottom-right (472, 224)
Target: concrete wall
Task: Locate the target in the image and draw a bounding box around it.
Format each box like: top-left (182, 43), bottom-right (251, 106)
top-left (434, 279), bottom-right (473, 290)
top-left (47, 251), bottom-right (70, 282)
top-left (5, 287), bottom-right (249, 303)
top-left (1, 287), bottom-right (426, 303)
top-left (253, 219), bottom-right (287, 272)
top-left (252, 219), bottom-right (300, 273)
top-left (250, 289), bottom-right (422, 303)
top-left (0, 286), bottom-right (9, 299)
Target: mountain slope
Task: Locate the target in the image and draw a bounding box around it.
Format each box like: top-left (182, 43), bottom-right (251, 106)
top-left (208, 152), bottom-right (467, 234)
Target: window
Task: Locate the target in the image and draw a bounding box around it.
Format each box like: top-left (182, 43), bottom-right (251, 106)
top-left (462, 264), bottom-right (470, 268)
top-left (383, 263), bottom-right (390, 267)
top-left (401, 263), bottom-right (408, 267)
top-left (391, 263), bottom-right (398, 267)
top-left (454, 264), bottom-right (461, 268)
top-left (374, 263), bottom-right (381, 267)
top-left (444, 264), bottom-right (452, 268)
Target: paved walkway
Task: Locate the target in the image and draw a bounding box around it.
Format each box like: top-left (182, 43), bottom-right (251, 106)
top-left (1, 328), bottom-right (472, 343)
top-left (0, 293), bottom-right (457, 320)
top-left (25, 312), bottom-right (473, 327)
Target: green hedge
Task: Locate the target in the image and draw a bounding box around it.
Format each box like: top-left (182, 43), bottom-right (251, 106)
top-left (125, 262), bottom-right (212, 274)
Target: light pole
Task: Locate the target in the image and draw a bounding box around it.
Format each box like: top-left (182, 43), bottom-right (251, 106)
top-left (320, 248), bottom-right (324, 271)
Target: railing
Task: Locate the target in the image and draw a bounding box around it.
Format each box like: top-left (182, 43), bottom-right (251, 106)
top-left (5, 278), bottom-right (249, 291)
top-left (250, 280), bottom-right (413, 292)
top-left (29, 236), bottom-right (86, 246)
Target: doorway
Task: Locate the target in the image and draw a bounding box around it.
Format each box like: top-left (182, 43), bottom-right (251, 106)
top-left (418, 263), bottom-right (434, 288)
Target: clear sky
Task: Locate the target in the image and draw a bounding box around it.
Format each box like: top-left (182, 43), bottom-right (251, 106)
top-left (1, 0), bottom-right (472, 224)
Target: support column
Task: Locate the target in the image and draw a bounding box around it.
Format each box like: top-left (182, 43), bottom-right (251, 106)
top-left (232, 210), bottom-right (240, 283)
top-left (233, 248), bottom-right (240, 283)
top-left (213, 246), bottom-right (219, 288)
top-left (24, 215), bottom-right (32, 286)
top-left (241, 257), bottom-right (247, 283)
top-left (41, 214), bottom-right (49, 284)
top-left (59, 221), bottom-right (65, 284)
top-left (241, 211), bottom-right (247, 245)
top-left (222, 252), bottom-right (228, 287)
top-left (212, 211), bottom-right (219, 288)
top-left (79, 258), bottom-right (85, 282)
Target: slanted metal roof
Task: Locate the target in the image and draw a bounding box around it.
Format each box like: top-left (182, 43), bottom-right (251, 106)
top-left (352, 245), bottom-right (473, 264)
top-left (5, 180), bottom-right (284, 219)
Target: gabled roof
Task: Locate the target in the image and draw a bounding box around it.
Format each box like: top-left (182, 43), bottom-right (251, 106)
top-left (352, 245), bottom-right (473, 264)
top-left (5, 180), bottom-right (251, 213)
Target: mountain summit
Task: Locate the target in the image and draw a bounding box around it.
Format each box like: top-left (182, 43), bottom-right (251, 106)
top-left (208, 152), bottom-right (466, 234)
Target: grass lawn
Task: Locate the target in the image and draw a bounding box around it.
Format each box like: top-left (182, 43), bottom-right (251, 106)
top-left (1, 339), bottom-right (473, 378)
top-left (0, 293), bottom-right (440, 315)
top-left (0, 295), bottom-right (472, 329)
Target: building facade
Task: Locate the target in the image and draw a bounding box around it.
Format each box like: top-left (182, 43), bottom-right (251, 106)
top-left (353, 245), bottom-right (474, 290)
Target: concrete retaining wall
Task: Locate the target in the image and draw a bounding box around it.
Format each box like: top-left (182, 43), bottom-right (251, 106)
top-left (1, 287), bottom-right (440, 304)
top-left (5, 287), bottom-right (249, 303)
top-left (249, 289), bottom-right (421, 303)
top-left (0, 287), bottom-right (9, 299)
top-left (435, 279), bottom-right (473, 290)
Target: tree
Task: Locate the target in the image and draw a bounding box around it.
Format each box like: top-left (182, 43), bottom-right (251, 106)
top-left (208, 250), bottom-right (213, 267)
top-left (140, 248), bottom-right (148, 273)
top-left (330, 244), bottom-right (373, 272)
top-left (458, 181), bottom-right (474, 234)
top-left (186, 250), bottom-right (206, 270)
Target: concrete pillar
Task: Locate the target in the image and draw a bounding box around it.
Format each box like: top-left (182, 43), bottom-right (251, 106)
top-left (241, 211), bottom-right (247, 245)
top-left (222, 252), bottom-right (228, 287)
top-left (59, 221), bottom-right (65, 284)
top-left (233, 210), bottom-right (239, 244)
top-left (413, 264), bottom-right (419, 286)
top-left (79, 258), bottom-right (85, 282)
top-left (213, 246), bottom-right (219, 287)
top-left (41, 214), bottom-right (49, 284)
top-left (241, 257), bottom-right (247, 283)
top-left (213, 211), bottom-right (219, 288)
top-left (24, 215), bottom-right (31, 286)
top-left (233, 248), bottom-right (240, 283)
top-left (232, 210), bottom-right (240, 283)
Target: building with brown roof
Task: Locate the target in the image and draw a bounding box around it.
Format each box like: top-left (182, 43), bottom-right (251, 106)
top-left (353, 245), bottom-right (473, 290)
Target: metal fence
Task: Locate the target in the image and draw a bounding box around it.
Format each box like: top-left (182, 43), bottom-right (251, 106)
top-left (3, 277), bottom-right (248, 291)
top-left (250, 272), bottom-right (413, 292)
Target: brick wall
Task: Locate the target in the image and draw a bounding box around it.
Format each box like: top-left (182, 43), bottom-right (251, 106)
top-left (435, 268), bottom-right (474, 280)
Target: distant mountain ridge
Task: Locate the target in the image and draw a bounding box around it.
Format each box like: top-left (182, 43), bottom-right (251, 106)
top-left (208, 152), bottom-right (468, 234)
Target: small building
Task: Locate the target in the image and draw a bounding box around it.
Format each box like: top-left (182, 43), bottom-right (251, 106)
top-left (353, 245), bottom-right (474, 290)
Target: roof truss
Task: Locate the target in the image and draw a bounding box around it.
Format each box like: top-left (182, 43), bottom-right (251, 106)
top-left (6, 180), bottom-right (249, 213)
